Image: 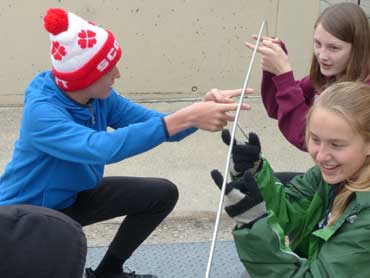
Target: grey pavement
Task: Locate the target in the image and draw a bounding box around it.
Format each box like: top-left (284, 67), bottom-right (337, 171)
top-left (0, 96), bottom-right (313, 246)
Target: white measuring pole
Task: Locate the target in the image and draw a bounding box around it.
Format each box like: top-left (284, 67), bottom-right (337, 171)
top-left (204, 20), bottom-right (266, 278)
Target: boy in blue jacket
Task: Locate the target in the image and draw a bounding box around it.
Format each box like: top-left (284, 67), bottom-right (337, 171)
top-left (0, 7), bottom-right (250, 278)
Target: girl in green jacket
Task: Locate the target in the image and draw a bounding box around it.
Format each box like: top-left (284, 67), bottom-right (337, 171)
top-left (212, 81), bottom-right (370, 277)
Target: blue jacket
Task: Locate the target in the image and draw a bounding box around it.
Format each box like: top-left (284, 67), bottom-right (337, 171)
top-left (0, 71), bottom-right (195, 209)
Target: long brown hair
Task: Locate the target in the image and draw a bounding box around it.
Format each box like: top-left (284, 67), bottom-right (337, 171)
top-left (309, 3), bottom-right (370, 91)
top-left (306, 82), bottom-right (370, 225)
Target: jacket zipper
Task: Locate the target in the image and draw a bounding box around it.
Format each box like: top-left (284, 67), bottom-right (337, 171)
top-left (89, 165), bottom-right (99, 182)
top-left (87, 103), bottom-right (98, 182)
top-left (88, 103), bottom-right (95, 126)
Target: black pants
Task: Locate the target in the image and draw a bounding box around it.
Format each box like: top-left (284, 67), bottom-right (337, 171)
top-left (274, 172), bottom-right (304, 185)
top-left (60, 176), bottom-right (178, 263)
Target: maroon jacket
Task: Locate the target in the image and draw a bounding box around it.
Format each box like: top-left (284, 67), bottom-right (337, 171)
top-left (261, 70), bottom-right (316, 151)
top-left (260, 40), bottom-right (370, 151)
top-left (261, 68), bottom-right (370, 151)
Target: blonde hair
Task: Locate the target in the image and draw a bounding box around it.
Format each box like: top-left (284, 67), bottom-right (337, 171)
top-left (309, 3), bottom-right (370, 90)
top-left (306, 81), bottom-right (370, 225)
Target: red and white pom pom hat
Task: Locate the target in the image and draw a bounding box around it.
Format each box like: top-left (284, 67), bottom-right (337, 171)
top-left (43, 8), bottom-right (122, 91)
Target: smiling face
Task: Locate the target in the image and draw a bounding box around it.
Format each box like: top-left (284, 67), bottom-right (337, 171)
top-left (307, 107), bottom-right (370, 185)
top-left (313, 23), bottom-right (352, 78)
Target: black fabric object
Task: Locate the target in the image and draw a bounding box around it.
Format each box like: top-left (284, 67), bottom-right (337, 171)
top-left (274, 172), bottom-right (304, 185)
top-left (0, 204), bottom-right (86, 278)
top-left (241, 213), bottom-right (268, 229)
top-left (211, 170), bottom-right (263, 218)
top-left (221, 129), bottom-right (261, 174)
top-left (211, 168), bottom-right (235, 195)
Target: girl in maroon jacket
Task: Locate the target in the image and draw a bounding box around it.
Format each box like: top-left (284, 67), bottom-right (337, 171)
top-left (246, 3), bottom-right (370, 152)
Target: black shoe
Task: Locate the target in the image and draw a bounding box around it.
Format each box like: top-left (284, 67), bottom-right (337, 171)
top-left (85, 267), bottom-right (158, 278)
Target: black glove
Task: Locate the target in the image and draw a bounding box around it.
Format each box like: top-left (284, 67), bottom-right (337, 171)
top-left (221, 129), bottom-right (262, 178)
top-left (211, 169), bottom-right (263, 226)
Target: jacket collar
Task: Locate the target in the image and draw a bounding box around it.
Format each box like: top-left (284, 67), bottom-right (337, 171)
top-left (313, 190), bottom-right (370, 241)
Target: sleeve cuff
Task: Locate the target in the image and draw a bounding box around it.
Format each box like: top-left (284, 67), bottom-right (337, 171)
top-left (161, 117), bottom-right (170, 139)
top-left (272, 71), bottom-right (296, 92)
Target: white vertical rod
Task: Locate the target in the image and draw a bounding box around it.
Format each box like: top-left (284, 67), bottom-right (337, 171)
top-left (204, 20), bottom-right (266, 278)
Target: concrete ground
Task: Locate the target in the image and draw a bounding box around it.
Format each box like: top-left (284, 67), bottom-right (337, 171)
top-left (0, 96), bottom-right (313, 247)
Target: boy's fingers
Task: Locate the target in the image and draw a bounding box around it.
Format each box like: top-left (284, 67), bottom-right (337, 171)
top-left (225, 113), bottom-right (236, 121)
top-left (220, 103), bottom-right (250, 112)
top-left (222, 88), bottom-right (254, 98)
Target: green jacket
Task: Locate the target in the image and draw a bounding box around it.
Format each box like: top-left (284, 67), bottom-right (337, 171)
top-left (233, 159), bottom-right (370, 278)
